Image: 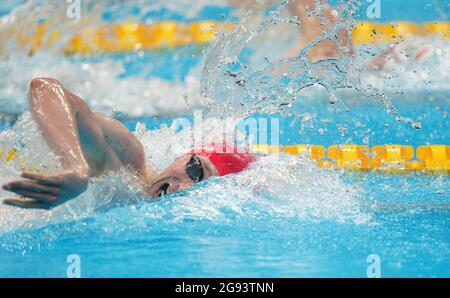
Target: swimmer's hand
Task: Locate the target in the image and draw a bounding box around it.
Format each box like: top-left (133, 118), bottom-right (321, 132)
top-left (2, 171), bottom-right (89, 210)
top-left (367, 47), bottom-right (398, 71)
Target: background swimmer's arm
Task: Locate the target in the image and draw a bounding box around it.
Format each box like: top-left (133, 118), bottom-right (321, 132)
top-left (286, 0), bottom-right (353, 61)
top-left (2, 78), bottom-right (150, 209)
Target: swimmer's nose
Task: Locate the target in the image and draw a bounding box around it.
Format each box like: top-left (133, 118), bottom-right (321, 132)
top-left (154, 181), bottom-right (180, 198)
top-left (158, 183), bottom-right (170, 197)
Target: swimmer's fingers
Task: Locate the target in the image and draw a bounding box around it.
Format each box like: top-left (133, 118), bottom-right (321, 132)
top-left (3, 198), bottom-right (53, 210)
top-left (1, 187), bottom-right (57, 204)
top-left (2, 181), bottom-right (58, 204)
top-left (21, 172), bottom-right (62, 185)
top-left (3, 180), bottom-right (61, 197)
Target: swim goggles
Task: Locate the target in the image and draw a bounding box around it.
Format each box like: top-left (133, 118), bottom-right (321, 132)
top-left (186, 155), bottom-right (204, 183)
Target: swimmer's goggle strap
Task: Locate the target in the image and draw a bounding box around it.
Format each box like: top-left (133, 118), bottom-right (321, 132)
top-left (186, 155), bottom-right (204, 183)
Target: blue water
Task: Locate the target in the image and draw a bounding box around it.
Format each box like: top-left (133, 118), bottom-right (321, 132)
top-left (0, 1), bottom-right (449, 278)
top-left (0, 171), bottom-right (448, 277)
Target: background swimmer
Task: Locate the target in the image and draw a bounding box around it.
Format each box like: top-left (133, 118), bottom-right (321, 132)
top-left (231, 0), bottom-right (353, 61)
top-left (1, 78), bottom-right (255, 210)
top-left (233, 0), bottom-right (437, 68)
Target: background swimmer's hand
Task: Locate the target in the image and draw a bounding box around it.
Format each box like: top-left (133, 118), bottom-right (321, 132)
top-left (1, 171), bottom-right (89, 210)
top-left (367, 47), bottom-right (399, 71)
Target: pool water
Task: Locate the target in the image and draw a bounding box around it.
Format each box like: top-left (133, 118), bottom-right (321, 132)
top-left (0, 0), bottom-right (449, 277)
top-left (0, 169), bottom-right (448, 277)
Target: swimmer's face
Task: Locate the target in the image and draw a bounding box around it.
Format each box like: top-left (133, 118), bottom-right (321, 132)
top-left (148, 154), bottom-right (219, 198)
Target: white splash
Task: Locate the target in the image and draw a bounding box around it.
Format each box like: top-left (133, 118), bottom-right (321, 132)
top-left (0, 115), bottom-right (368, 233)
top-left (0, 51), bottom-right (202, 117)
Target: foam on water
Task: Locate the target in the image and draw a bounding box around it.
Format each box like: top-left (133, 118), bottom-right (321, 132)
top-left (0, 0), bottom-right (209, 118)
top-left (360, 38), bottom-right (450, 93)
top-left (0, 51), bottom-right (202, 117)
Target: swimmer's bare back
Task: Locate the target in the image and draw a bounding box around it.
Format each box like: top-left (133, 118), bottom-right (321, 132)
top-left (2, 78), bottom-right (156, 209)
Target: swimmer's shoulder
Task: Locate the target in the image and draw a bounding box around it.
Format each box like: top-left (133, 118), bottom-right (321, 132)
top-left (93, 112), bottom-right (146, 172)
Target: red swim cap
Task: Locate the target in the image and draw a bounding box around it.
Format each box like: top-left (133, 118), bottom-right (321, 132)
top-left (190, 143), bottom-right (256, 176)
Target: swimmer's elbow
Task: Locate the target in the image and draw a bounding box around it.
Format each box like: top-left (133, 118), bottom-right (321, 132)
top-left (28, 78), bottom-right (66, 106)
top-left (29, 78), bottom-right (61, 90)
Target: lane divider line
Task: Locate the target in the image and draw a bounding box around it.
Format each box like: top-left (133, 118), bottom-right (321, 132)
top-left (252, 144), bottom-right (450, 173)
top-left (2, 144), bottom-right (449, 174)
top-left (5, 21), bottom-right (449, 55)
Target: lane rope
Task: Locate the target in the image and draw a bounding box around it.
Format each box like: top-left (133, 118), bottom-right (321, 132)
top-left (8, 21), bottom-right (450, 54)
top-left (252, 144), bottom-right (450, 174)
top-left (2, 144), bottom-right (449, 174)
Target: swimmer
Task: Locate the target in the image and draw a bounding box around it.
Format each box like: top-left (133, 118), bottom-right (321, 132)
top-left (367, 37), bottom-right (438, 71)
top-left (288, 0), bottom-right (437, 69)
top-left (1, 78), bottom-right (255, 210)
top-left (233, 0), bottom-right (437, 68)
top-left (230, 0), bottom-right (353, 61)
top-left (286, 0), bottom-right (354, 61)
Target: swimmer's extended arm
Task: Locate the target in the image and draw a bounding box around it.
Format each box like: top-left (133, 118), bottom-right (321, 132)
top-left (2, 78), bottom-right (151, 209)
top-left (286, 0), bottom-right (353, 61)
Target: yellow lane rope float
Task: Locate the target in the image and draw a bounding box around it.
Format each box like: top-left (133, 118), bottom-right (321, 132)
top-left (11, 21), bottom-right (232, 55)
top-left (252, 144), bottom-right (450, 174)
top-left (0, 147), bottom-right (18, 162)
top-left (352, 21), bottom-right (449, 44)
top-left (64, 21), bottom-right (235, 54)
top-left (8, 21), bottom-right (450, 55)
top-left (0, 146), bottom-right (31, 172)
top-left (1, 144), bottom-right (449, 174)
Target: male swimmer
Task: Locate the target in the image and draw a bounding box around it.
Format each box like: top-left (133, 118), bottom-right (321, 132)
top-left (230, 0), bottom-right (353, 61)
top-left (287, 0), bottom-right (437, 69)
top-left (1, 78), bottom-right (255, 210)
top-left (233, 0), bottom-right (436, 68)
